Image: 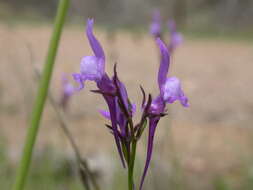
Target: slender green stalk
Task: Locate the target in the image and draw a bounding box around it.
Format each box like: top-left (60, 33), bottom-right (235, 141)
top-left (12, 1), bottom-right (69, 190)
top-left (128, 140), bottom-right (137, 190)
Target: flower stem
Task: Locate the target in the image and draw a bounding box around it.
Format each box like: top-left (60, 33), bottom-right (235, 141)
top-left (11, 1), bottom-right (69, 190)
top-left (128, 140), bottom-right (137, 190)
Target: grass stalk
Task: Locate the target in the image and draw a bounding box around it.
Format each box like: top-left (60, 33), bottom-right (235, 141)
top-left (12, 0), bottom-right (69, 189)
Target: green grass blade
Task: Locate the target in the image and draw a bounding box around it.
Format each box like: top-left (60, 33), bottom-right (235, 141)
top-left (12, 0), bottom-right (70, 190)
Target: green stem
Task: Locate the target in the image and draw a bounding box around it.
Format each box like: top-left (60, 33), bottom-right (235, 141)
top-left (12, 1), bottom-right (69, 190)
top-left (128, 140), bottom-right (137, 190)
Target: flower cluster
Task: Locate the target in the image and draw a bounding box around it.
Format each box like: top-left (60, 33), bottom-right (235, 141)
top-left (150, 10), bottom-right (183, 53)
top-left (60, 74), bottom-right (75, 111)
top-left (73, 19), bottom-right (188, 189)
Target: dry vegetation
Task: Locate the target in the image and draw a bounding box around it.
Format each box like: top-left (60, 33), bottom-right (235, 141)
top-left (0, 23), bottom-right (253, 189)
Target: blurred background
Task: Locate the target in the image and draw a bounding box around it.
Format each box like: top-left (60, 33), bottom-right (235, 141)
top-left (0, 0), bottom-right (253, 189)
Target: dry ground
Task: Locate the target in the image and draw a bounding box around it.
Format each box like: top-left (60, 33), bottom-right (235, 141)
top-left (0, 23), bottom-right (253, 188)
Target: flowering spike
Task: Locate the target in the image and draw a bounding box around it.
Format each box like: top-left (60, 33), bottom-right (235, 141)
top-left (140, 38), bottom-right (188, 189)
top-left (72, 18), bottom-right (189, 190)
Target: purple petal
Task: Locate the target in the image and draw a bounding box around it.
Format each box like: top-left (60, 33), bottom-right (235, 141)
top-left (140, 117), bottom-right (160, 190)
top-left (168, 20), bottom-right (183, 52)
top-left (103, 94), bottom-right (126, 168)
top-left (100, 101), bottom-right (134, 138)
top-left (117, 113), bottom-right (127, 137)
top-left (156, 38), bottom-right (170, 91)
top-left (162, 77), bottom-right (189, 107)
top-left (179, 95), bottom-right (189, 107)
top-left (113, 65), bottom-right (129, 110)
top-left (150, 9), bottom-right (161, 37)
top-left (99, 109), bottom-right (111, 120)
top-left (97, 74), bottom-right (115, 93)
top-left (86, 19), bottom-right (105, 61)
top-left (72, 73), bottom-right (85, 90)
top-left (149, 95), bottom-right (165, 115)
top-left (131, 103), bottom-right (136, 116)
top-left (80, 56), bottom-right (104, 81)
top-left (118, 80), bottom-right (129, 110)
top-left (169, 32), bottom-right (183, 52)
top-left (172, 32), bottom-right (183, 46)
top-left (96, 75), bottom-right (128, 140)
top-left (150, 23), bottom-right (161, 37)
top-left (99, 105), bottom-right (128, 137)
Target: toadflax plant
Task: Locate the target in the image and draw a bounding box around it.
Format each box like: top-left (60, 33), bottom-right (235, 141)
top-left (150, 10), bottom-right (183, 53)
top-left (73, 19), bottom-right (189, 190)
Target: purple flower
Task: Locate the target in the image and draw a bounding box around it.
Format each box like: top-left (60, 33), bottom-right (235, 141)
top-left (60, 74), bottom-right (75, 110)
top-left (140, 38), bottom-right (188, 190)
top-left (149, 10), bottom-right (183, 54)
top-left (168, 20), bottom-right (183, 53)
top-left (150, 9), bottom-right (161, 38)
top-left (163, 77), bottom-right (188, 105)
top-left (73, 18), bottom-right (105, 90)
top-left (73, 19), bottom-right (137, 168)
top-left (156, 37), bottom-right (189, 107)
top-left (72, 18), bottom-right (189, 190)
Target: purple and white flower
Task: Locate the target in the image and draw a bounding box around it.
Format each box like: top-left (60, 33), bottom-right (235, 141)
top-left (73, 19), bottom-right (136, 168)
top-left (150, 10), bottom-right (183, 53)
top-left (140, 38), bottom-right (188, 190)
